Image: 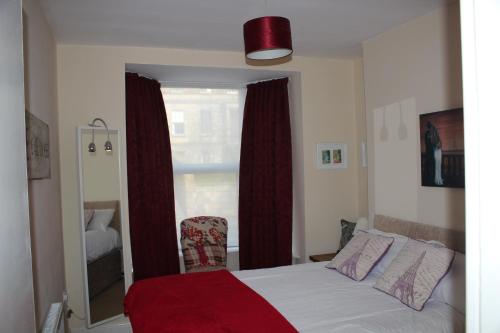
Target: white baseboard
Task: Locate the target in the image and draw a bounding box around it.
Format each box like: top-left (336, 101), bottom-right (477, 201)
top-left (70, 317), bottom-right (131, 333)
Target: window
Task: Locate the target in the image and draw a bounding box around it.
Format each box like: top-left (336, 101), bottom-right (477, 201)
top-left (200, 109), bottom-right (212, 134)
top-left (171, 111), bottom-right (185, 136)
top-left (162, 87), bottom-right (246, 248)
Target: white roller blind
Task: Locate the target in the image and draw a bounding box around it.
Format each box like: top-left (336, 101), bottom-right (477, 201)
top-left (162, 87), bottom-right (246, 248)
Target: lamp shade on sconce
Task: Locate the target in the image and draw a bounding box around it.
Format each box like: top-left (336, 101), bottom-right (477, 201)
top-left (104, 140), bottom-right (112, 152)
top-left (88, 142), bottom-right (96, 153)
top-left (244, 16), bottom-right (292, 60)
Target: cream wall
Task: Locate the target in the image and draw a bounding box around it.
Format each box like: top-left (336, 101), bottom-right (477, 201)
top-left (23, 0), bottom-right (65, 329)
top-left (81, 131), bottom-right (121, 202)
top-left (363, 2), bottom-right (464, 230)
top-left (57, 45), bottom-right (363, 328)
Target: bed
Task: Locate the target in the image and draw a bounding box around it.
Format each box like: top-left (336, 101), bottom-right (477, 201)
top-left (84, 200), bottom-right (123, 299)
top-left (124, 215), bottom-right (465, 332)
top-left (234, 262), bottom-right (463, 332)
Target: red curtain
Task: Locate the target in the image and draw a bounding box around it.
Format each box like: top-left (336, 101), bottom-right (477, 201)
top-left (125, 73), bottom-right (180, 280)
top-left (238, 78), bottom-right (293, 270)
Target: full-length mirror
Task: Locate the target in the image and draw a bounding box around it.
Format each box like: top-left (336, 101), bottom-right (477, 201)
top-left (78, 125), bottom-right (124, 327)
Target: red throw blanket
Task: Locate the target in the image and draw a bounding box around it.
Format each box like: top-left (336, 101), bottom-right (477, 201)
top-left (124, 269), bottom-right (298, 333)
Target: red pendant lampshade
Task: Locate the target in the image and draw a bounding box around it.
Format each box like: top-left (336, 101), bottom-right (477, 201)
top-left (243, 16), bottom-right (293, 60)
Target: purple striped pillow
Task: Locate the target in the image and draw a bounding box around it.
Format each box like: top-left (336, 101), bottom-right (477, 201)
top-left (326, 231), bottom-right (394, 281)
top-left (374, 239), bottom-right (455, 310)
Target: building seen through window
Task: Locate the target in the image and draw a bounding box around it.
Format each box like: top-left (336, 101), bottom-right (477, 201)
top-left (162, 87), bottom-right (246, 248)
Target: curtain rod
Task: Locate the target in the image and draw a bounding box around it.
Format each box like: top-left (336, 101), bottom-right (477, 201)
top-left (245, 76), bottom-right (289, 85)
top-left (125, 71), bottom-right (156, 81)
top-left (160, 76), bottom-right (290, 88)
top-left (159, 80), bottom-right (246, 88)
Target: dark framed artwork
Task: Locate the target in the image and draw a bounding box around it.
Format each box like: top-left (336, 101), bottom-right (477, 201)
top-left (419, 108), bottom-right (464, 188)
top-left (26, 111), bottom-right (50, 179)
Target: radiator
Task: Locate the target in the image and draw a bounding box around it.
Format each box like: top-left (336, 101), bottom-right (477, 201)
top-left (42, 302), bottom-right (65, 333)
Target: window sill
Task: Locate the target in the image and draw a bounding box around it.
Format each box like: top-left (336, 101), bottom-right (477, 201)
top-left (178, 246), bottom-right (239, 257)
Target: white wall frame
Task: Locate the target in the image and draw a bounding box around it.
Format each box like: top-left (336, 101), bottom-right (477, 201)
top-left (77, 127), bottom-right (131, 328)
top-left (461, 0), bottom-right (500, 332)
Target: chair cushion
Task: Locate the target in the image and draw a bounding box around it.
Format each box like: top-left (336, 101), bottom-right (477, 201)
top-left (180, 216), bottom-right (228, 272)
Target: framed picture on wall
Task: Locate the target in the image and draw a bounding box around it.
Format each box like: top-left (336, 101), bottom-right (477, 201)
top-left (26, 111), bottom-right (50, 179)
top-left (419, 108), bottom-right (464, 188)
top-left (316, 143), bottom-right (347, 169)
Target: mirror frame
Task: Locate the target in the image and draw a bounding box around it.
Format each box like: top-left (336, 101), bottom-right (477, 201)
top-left (77, 126), bottom-right (127, 328)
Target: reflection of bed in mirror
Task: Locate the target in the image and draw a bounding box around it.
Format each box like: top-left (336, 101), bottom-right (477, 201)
top-left (84, 200), bottom-right (123, 299)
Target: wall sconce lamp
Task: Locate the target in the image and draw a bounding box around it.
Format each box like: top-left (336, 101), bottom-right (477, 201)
top-left (88, 118), bottom-right (112, 153)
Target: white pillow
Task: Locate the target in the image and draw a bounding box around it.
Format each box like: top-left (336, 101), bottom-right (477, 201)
top-left (366, 229), bottom-right (409, 279)
top-left (430, 252), bottom-right (465, 314)
top-left (83, 209), bottom-right (95, 230)
top-left (87, 209), bottom-right (115, 232)
top-left (354, 217), bottom-right (369, 233)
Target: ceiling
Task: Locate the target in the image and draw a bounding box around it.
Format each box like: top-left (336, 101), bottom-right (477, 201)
top-left (125, 64), bottom-right (297, 86)
top-left (40, 0), bottom-right (450, 58)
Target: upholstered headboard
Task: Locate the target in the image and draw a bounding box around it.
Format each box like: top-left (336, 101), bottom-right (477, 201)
top-left (84, 200), bottom-right (121, 234)
top-left (374, 214), bottom-right (465, 253)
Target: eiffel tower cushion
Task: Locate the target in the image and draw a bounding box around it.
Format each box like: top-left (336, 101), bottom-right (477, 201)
top-left (374, 239), bottom-right (455, 310)
top-left (326, 231), bottom-right (394, 281)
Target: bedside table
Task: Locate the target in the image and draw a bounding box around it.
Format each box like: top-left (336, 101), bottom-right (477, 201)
top-left (309, 252), bottom-right (337, 262)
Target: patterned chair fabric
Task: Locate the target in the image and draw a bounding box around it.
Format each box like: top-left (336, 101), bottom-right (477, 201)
top-left (180, 216), bottom-right (228, 273)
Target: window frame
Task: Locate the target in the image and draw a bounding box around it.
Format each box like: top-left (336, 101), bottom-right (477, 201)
top-left (162, 85), bottom-right (246, 249)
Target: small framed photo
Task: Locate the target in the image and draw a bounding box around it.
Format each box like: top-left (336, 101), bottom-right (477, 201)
top-left (316, 143), bottom-right (347, 169)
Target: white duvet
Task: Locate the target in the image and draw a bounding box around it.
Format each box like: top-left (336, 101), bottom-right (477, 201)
top-left (233, 262), bottom-right (464, 333)
top-left (85, 227), bottom-right (121, 262)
